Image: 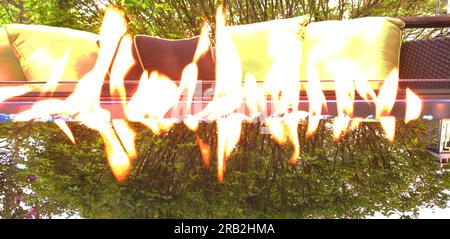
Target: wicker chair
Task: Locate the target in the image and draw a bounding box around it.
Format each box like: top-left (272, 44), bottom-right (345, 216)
top-left (399, 15), bottom-right (450, 90)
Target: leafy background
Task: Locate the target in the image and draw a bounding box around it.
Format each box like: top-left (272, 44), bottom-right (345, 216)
top-left (1, 0), bottom-right (450, 218)
top-left (1, 121), bottom-right (449, 218)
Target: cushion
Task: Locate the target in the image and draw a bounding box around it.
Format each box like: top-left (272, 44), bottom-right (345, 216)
top-left (225, 15), bottom-right (310, 82)
top-left (300, 17), bottom-right (405, 90)
top-left (129, 35), bottom-right (216, 82)
top-left (4, 24), bottom-right (99, 82)
top-left (0, 27), bottom-right (26, 81)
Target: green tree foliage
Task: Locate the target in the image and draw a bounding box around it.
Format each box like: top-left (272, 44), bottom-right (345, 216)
top-left (1, 0), bottom-right (449, 218)
top-left (1, 121), bottom-right (449, 218)
top-left (0, 0), bottom-right (102, 31)
top-left (0, 0), bottom-right (440, 37)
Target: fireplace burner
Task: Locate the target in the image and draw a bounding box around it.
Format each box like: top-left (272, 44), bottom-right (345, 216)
top-left (0, 78), bottom-right (449, 120)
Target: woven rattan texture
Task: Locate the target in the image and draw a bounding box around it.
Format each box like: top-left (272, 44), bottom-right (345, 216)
top-left (399, 81), bottom-right (450, 89)
top-left (400, 37), bottom-right (450, 80)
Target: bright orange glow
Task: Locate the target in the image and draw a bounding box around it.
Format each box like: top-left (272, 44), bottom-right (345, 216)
top-left (54, 118), bottom-right (75, 144)
top-left (112, 119), bottom-right (137, 159)
top-left (265, 115), bottom-right (300, 164)
top-left (283, 114), bottom-right (300, 164)
top-left (99, 124), bottom-right (131, 181)
top-left (405, 88), bottom-right (422, 123)
top-left (196, 135), bottom-right (211, 168)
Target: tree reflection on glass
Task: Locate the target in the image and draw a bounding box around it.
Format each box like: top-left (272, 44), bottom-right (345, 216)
top-left (0, 120), bottom-right (449, 218)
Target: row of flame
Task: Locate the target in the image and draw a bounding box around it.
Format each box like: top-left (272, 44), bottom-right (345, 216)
top-left (0, 6), bottom-right (422, 183)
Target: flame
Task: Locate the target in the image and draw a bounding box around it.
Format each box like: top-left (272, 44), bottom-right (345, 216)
top-left (333, 116), bottom-right (351, 140)
top-left (178, 22), bottom-right (212, 171)
top-left (283, 114), bottom-right (300, 164)
top-left (177, 22), bottom-right (211, 116)
top-left (376, 69), bottom-right (399, 140)
top-left (379, 116), bottom-right (396, 142)
top-left (405, 88), bottom-right (422, 123)
top-left (112, 119), bottom-right (137, 159)
top-left (193, 22), bottom-right (211, 63)
top-left (354, 72), bottom-right (377, 103)
top-left (265, 114), bottom-right (300, 164)
top-left (376, 69), bottom-right (399, 118)
top-left (266, 117), bottom-right (287, 144)
top-left (139, 119), bottom-right (160, 135)
top-left (216, 113), bottom-right (244, 183)
top-left (43, 48), bottom-right (71, 93)
top-left (183, 115), bottom-right (201, 131)
top-left (14, 6), bottom-right (133, 181)
top-left (156, 118), bottom-right (179, 132)
top-left (195, 6), bottom-right (246, 182)
top-left (200, 6), bottom-right (243, 121)
top-left (244, 73), bottom-right (265, 118)
top-left (0, 86), bottom-right (32, 103)
top-left (109, 34), bottom-right (136, 103)
top-left (306, 67), bottom-right (326, 136)
top-left (99, 123), bottom-right (131, 181)
top-left (254, 11), bottom-right (303, 163)
top-left (333, 61), bottom-right (355, 117)
top-left (13, 99), bottom-right (65, 121)
top-left (178, 63), bottom-right (199, 115)
top-left (72, 7), bottom-right (131, 180)
top-left (125, 71), bottom-right (178, 134)
top-left (196, 135), bottom-right (211, 168)
top-left (319, 61), bottom-right (377, 140)
top-left (1, 6), bottom-right (427, 183)
top-left (140, 118), bottom-right (178, 135)
top-left (331, 61), bottom-right (357, 138)
top-left (262, 23), bottom-right (302, 115)
top-left (350, 117), bottom-right (363, 130)
top-left (54, 119), bottom-right (75, 144)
